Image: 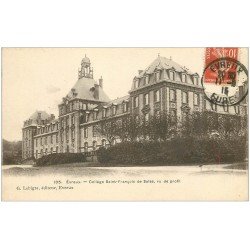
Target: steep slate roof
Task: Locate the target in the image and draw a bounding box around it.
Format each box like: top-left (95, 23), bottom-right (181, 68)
top-left (138, 56), bottom-right (194, 78)
top-left (66, 77), bottom-right (111, 102)
top-left (29, 111), bottom-right (50, 121)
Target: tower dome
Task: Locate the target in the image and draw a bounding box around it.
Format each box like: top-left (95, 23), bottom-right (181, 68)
top-left (78, 55), bottom-right (93, 79)
top-left (81, 54), bottom-right (90, 66)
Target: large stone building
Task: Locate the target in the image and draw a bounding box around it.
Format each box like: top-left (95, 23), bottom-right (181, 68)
top-left (22, 55), bottom-right (247, 160)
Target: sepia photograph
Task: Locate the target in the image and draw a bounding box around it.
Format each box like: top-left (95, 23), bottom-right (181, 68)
top-left (1, 47), bottom-right (248, 201)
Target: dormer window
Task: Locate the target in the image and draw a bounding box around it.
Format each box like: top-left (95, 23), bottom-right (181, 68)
top-left (194, 77), bottom-right (199, 85)
top-left (102, 108), bottom-right (107, 118)
top-left (182, 74), bottom-right (187, 83)
top-left (156, 71), bottom-right (161, 81)
top-left (134, 79), bottom-right (139, 89)
top-left (60, 106), bottom-right (64, 115)
top-left (112, 105), bottom-right (117, 116)
top-left (169, 71), bottom-right (175, 81)
top-left (123, 102), bottom-right (128, 113)
top-left (145, 75), bottom-right (149, 85)
top-left (93, 110), bottom-right (98, 120)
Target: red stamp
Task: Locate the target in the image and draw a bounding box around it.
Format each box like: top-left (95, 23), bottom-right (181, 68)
top-left (201, 48), bottom-right (248, 106)
top-left (204, 48), bottom-right (239, 85)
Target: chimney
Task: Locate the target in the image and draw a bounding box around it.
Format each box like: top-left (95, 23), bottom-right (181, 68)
top-left (37, 112), bottom-right (42, 124)
top-left (99, 76), bottom-right (103, 88)
top-left (93, 84), bottom-right (99, 100)
top-left (138, 70), bottom-right (143, 75)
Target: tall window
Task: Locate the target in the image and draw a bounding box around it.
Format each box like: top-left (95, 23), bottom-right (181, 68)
top-left (169, 71), bottom-right (175, 81)
top-left (93, 141), bottom-right (97, 151)
top-left (84, 142), bottom-right (88, 152)
top-left (144, 93), bottom-right (149, 105)
top-left (170, 89), bottom-right (176, 102)
top-left (145, 113), bottom-right (149, 123)
top-left (45, 136), bottom-right (47, 145)
top-left (93, 125), bottom-right (97, 137)
top-left (182, 92), bottom-right (188, 104)
top-left (84, 127), bottom-right (88, 138)
top-left (40, 137), bottom-right (42, 146)
top-left (145, 75), bottom-right (149, 85)
top-left (154, 90), bottom-right (160, 103)
top-left (56, 146), bottom-right (58, 153)
top-left (66, 116), bottom-right (69, 127)
top-left (51, 147), bottom-right (53, 154)
top-left (134, 96), bottom-right (139, 108)
top-left (51, 135), bottom-right (53, 144)
top-left (194, 93), bottom-right (199, 106)
top-left (56, 134), bottom-right (58, 143)
top-left (71, 115), bottom-right (75, 125)
top-left (66, 130), bottom-right (69, 141)
top-left (71, 129), bottom-right (75, 140)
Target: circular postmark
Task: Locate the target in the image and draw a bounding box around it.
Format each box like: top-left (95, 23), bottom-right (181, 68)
top-left (201, 57), bottom-right (248, 106)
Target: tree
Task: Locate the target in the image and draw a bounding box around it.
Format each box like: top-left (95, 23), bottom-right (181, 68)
top-left (95, 118), bottom-right (119, 144)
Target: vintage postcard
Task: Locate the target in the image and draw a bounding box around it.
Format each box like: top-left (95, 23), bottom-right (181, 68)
top-left (1, 48), bottom-right (248, 201)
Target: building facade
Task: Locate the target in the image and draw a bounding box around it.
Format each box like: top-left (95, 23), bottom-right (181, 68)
top-left (22, 55), bottom-right (247, 160)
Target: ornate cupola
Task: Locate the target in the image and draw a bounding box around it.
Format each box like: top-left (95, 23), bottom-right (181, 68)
top-left (78, 54), bottom-right (93, 79)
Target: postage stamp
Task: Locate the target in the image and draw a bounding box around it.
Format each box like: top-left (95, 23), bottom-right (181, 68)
top-left (201, 48), bottom-right (248, 106)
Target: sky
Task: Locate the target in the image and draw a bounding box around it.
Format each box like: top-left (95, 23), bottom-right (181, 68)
top-left (3, 47), bottom-right (238, 141)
